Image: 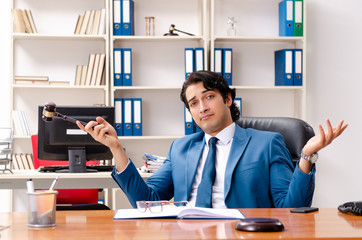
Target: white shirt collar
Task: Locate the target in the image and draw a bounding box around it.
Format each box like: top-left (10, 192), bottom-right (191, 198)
top-left (204, 122), bottom-right (236, 146)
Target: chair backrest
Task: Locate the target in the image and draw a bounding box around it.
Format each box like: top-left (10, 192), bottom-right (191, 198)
top-left (236, 117), bottom-right (315, 164)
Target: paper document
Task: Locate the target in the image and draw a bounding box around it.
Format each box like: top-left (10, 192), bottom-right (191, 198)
top-left (113, 206), bottom-right (244, 220)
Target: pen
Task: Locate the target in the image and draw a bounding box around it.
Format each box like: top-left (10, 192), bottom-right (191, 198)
top-left (49, 176), bottom-right (59, 191)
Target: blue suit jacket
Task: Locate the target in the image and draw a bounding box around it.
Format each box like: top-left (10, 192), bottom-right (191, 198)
top-left (112, 125), bottom-right (315, 208)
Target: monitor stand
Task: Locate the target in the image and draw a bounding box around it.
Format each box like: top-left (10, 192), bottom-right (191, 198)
top-left (56, 147), bottom-right (97, 173)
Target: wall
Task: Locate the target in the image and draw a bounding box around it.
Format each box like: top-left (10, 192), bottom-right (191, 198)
top-left (306, 0), bottom-right (362, 207)
top-left (0, 0), bottom-right (360, 210)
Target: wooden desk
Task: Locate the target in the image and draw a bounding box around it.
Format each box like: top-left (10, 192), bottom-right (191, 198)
top-left (1, 208), bottom-right (362, 239)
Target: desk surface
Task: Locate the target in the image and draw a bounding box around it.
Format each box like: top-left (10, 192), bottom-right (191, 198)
top-left (1, 208), bottom-right (362, 239)
top-left (0, 170), bottom-right (152, 189)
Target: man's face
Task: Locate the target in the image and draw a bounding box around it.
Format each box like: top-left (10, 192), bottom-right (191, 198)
top-left (185, 82), bottom-right (233, 136)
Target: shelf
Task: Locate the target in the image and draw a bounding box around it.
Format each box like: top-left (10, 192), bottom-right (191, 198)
top-left (12, 33), bottom-right (107, 41)
top-left (12, 85), bottom-right (107, 90)
top-left (213, 36), bottom-right (304, 43)
top-left (14, 135), bottom-right (31, 140)
top-left (112, 86), bottom-right (303, 91)
top-left (118, 135), bottom-right (184, 141)
top-left (112, 35), bottom-right (205, 42)
top-left (113, 86), bottom-right (181, 91)
top-left (233, 86), bottom-right (304, 91)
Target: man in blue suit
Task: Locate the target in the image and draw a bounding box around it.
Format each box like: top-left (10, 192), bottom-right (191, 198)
top-left (77, 71), bottom-right (347, 208)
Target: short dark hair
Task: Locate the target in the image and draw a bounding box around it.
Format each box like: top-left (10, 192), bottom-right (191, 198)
top-left (180, 70), bottom-right (240, 122)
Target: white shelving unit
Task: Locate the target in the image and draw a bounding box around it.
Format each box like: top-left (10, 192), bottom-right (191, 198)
top-left (10, 0), bottom-right (111, 211)
top-left (11, 0), bottom-right (110, 155)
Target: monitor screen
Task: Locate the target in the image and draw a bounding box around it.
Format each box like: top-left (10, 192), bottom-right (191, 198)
top-left (37, 105), bottom-right (115, 173)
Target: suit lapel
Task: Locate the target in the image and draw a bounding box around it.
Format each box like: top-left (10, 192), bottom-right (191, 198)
top-left (185, 138), bottom-right (205, 199)
top-left (224, 126), bottom-right (251, 199)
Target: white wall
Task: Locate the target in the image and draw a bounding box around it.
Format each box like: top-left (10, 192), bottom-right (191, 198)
top-left (0, 0), bottom-right (360, 210)
top-left (306, 0), bottom-right (362, 207)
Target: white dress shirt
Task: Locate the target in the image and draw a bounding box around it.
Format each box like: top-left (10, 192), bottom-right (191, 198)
top-left (188, 123), bottom-right (236, 208)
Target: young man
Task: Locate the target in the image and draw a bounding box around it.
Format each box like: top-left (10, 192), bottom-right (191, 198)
top-left (77, 70), bottom-right (347, 208)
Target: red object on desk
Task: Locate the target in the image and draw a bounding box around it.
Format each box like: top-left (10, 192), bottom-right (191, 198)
top-left (31, 135), bottom-right (99, 204)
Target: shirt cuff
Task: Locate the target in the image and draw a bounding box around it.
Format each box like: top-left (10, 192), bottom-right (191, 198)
top-left (115, 159), bottom-right (131, 175)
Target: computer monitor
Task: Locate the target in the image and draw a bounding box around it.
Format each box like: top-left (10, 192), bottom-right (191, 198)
top-left (37, 105), bottom-right (115, 173)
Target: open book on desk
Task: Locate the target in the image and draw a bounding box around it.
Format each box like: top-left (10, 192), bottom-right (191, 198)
top-left (113, 206), bottom-right (244, 220)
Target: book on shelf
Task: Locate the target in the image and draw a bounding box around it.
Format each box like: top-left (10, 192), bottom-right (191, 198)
top-left (14, 80), bottom-right (49, 85)
top-left (113, 206), bottom-right (245, 220)
top-left (79, 10), bottom-right (91, 34)
top-left (14, 76), bottom-right (49, 85)
top-left (74, 65), bottom-right (83, 85)
top-left (75, 53), bottom-right (105, 86)
top-left (92, 10), bottom-right (101, 35)
top-left (95, 54), bottom-right (106, 86)
top-left (98, 9), bottom-right (106, 35)
top-left (80, 65), bottom-right (88, 86)
top-left (90, 53), bottom-right (101, 86)
top-left (12, 9), bottom-right (24, 33)
top-left (86, 10), bottom-right (95, 35)
top-left (85, 54), bottom-right (96, 85)
top-left (75, 9), bottom-right (105, 35)
top-left (14, 76), bottom-right (48, 81)
top-left (74, 15), bottom-right (84, 34)
top-left (26, 9), bottom-right (37, 33)
top-left (49, 81), bottom-right (70, 86)
top-left (12, 9), bottom-right (37, 33)
top-left (12, 110), bottom-right (31, 136)
top-left (20, 9), bottom-right (32, 34)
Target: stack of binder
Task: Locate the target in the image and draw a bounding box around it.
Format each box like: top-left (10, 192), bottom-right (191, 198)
top-left (113, 48), bottom-right (132, 86)
top-left (114, 98), bottom-right (142, 136)
top-left (214, 48), bottom-right (233, 86)
top-left (184, 48), bottom-right (205, 79)
top-left (274, 49), bottom-right (303, 86)
top-left (278, 0), bottom-right (303, 37)
top-left (113, 0), bottom-right (135, 36)
top-left (139, 153), bottom-right (166, 173)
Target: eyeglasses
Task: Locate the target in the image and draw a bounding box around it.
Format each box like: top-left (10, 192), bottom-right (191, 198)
top-left (136, 200), bottom-right (189, 213)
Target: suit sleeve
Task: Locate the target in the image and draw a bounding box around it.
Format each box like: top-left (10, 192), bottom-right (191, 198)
top-left (269, 134), bottom-right (315, 208)
top-left (111, 150), bottom-right (175, 208)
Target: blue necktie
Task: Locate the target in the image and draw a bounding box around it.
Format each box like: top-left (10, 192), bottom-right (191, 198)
top-left (195, 137), bottom-right (218, 208)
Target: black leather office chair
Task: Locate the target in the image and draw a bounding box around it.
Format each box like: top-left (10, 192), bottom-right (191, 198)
top-left (236, 117), bottom-right (315, 165)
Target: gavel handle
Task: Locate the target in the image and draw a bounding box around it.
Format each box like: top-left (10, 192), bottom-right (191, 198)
top-left (174, 28), bottom-right (195, 36)
top-left (56, 113), bottom-right (88, 126)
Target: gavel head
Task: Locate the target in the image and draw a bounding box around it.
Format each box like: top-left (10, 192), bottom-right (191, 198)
top-left (169, 24), bottom-right (176, 33)
top-left (42, 102), bottom-right (57, 122)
